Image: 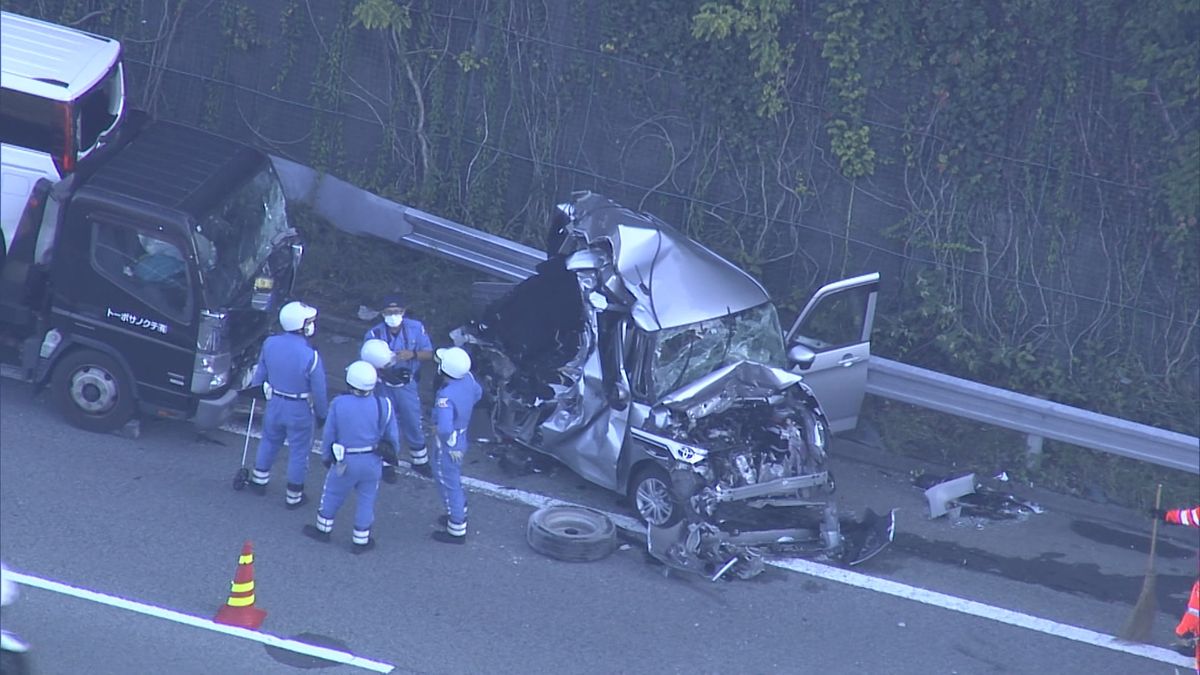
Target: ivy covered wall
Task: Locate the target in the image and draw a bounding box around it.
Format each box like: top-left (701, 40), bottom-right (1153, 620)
top-left (11, 0), bottom-right (1197, 436)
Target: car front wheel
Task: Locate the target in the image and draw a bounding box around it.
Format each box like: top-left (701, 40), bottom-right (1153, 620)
top-left (631, 464), bottom-right (683, 527)
top-left (54, 349), bottom-right (136, 433)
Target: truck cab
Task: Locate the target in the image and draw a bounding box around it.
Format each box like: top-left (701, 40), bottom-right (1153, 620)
top-left (0, 120), bottom-right (301, 433)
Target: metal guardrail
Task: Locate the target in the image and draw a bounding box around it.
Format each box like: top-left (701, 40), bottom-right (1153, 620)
top-left (275, 158), bottom-right (1200, 475)
top-left (867, 359), bottom-right (1199, 474)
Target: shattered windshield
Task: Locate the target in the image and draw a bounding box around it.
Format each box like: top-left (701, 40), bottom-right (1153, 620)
top-left (651, 302), bottom-right (786, 400)
top-left (197, 165), bottom-right (289, 308)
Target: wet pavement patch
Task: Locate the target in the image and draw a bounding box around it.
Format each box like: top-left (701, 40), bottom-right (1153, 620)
top-left (895, 532), bottom-right (1193, 617)
top-left (1069, 519), bottom-right (1194, 559)
top-left (265, 632), bottom-right (351, 668)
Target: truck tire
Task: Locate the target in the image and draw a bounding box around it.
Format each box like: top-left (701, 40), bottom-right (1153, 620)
top-left (53, 349), bottom-right (136, 433)
top-left (526, 505), bottom-right (616, 562)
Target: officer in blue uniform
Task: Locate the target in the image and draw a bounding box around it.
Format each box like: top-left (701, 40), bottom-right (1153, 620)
top-left (430, 347), bottom-right (483, 544)
top-left (303, 361), bottom-right (400, 553)
top-left (248, 301), bottom-right (329, 509)
top-left (362, 294), bottom-right (434, 481)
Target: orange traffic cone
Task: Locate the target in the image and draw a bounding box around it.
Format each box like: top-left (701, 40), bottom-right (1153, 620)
top-left (214, 540), bottom-right (267, 629)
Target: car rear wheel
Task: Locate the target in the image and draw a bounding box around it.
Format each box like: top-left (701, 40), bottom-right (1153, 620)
top-left (631, 464), bottom-right (683, 527)
top-left (54, 349), bottom-right (136, 433)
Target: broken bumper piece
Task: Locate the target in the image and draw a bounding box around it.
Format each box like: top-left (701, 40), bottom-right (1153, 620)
top-left (646, 507), bottom-right (896, 580)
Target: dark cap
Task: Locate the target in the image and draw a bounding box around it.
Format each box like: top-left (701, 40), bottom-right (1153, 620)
top-left (381, 294), bottom-right (405, 309)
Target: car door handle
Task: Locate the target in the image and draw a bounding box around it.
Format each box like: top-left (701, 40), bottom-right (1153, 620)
top-left (838, 355), bottom-right (865, 368)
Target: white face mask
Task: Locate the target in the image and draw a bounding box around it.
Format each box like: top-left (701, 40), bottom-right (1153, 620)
top-left (303, 320), bottom-right (316, 337)
top-left (384, 313), bottom-right (404, 328)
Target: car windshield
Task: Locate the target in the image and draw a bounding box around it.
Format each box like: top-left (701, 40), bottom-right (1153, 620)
top-left (651, 302), bottom-right (787, 400)
top-left (196, 165), bottom-right (289, 308)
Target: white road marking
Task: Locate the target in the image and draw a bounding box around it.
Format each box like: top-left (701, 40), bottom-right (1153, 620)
top-left (7, 571), bottom-right (395, 674)
top-left (221, 421), bottom-right (1194, 669)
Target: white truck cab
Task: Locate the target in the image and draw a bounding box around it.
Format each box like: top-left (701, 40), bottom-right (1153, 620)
top-left (1, 10), bottom-right (126, 250)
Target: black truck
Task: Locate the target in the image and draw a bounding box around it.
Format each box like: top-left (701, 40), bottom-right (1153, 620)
top-left (0, 116), bottom-right (302, 432)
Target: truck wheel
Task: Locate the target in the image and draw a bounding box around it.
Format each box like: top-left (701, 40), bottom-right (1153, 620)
top-left (54, 350), bottom-right (135, 433)
top-left (526, 505), bottom-right (616, 562)
top-left (631, 464), bottom-right (683, 527)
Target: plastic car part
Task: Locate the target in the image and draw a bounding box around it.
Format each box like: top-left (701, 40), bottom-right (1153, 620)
top-left (526, 505), bottom-right (617, 562)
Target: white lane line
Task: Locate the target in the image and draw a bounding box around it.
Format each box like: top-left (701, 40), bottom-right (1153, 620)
top-left (7, 571), bottom-right (395, 674)
top-left (767, 558), bottom-right (1192, 668)
top-left (220, 422), bottom-right (1192, 669)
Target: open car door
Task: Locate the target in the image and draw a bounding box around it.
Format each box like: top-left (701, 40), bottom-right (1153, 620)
top-left (784, 273), bottom-right (879, 432)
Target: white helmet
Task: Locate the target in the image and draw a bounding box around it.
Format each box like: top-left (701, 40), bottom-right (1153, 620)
top-left (436, 347), bottom-right (471, 379)
top-left (279, 301), bottom-right (317, 335)
top-left (360, 339), bottom-right (394, 369)
top-left (346, 360), bottom-right (378, 391)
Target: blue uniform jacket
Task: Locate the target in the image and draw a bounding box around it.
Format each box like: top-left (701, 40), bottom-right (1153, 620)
top-left (434, 374), bottom-right (483, 445)
top-left (321, 394), bottom-right (401, 464)
top-left (250, 333), bottom-right (329, 418)
top-left (364, 319), bottom-right (433, 383)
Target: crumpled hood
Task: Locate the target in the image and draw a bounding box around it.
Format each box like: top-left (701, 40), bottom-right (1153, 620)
top-left (657, 360), bottom-right (804, 419)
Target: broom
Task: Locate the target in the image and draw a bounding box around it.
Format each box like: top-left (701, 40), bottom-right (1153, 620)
top-left (1120, 483), bottom-right (1162, 643)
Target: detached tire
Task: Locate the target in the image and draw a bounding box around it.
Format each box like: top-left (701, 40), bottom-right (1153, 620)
top-left (527, 505), bottom-right (616, 562)
top-left (54, 349), bottom-right (136, 433)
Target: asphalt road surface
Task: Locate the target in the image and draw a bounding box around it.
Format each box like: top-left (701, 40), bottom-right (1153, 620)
top-left (1, 327), bottom-right (1196, 674)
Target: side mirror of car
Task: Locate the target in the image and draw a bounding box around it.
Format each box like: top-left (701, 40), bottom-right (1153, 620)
top-left (787, 344), bottom-right (816, 370)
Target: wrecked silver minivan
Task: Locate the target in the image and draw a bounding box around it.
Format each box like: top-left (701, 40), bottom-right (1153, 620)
top-left (452, 192), bottom-right (894, 578)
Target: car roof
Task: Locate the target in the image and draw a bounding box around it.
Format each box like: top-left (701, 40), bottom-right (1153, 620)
top-left (562, 193), bottom-right (771, 331)
top-left (1, 11), bottom-right (122, 101)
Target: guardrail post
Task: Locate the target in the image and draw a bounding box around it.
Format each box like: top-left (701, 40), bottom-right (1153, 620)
top-left (1025, 434), bottom-right (1045, 469)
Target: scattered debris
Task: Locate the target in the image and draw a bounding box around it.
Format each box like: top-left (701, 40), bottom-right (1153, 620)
top-left (914, 471), bottom-right (1044, 521)
top-left (356, 305), bottom-right (377, 321)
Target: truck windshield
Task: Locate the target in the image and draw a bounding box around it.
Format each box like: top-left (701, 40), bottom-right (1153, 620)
top-left (196, 166), bottom-right (289, 308)
top-left (651, 302), bottom-right (787, 400)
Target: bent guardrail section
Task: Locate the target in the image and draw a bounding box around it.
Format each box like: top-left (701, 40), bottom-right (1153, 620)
top-left (276, 158), bottom-right (1200, 475)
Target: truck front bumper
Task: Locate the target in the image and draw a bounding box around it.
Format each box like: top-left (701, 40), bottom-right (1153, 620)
top-left (193, 388), bottom-right (238, 431)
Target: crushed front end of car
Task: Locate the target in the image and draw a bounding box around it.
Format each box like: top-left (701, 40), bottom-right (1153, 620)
top-left (638, 361), bottom-right (895, 579)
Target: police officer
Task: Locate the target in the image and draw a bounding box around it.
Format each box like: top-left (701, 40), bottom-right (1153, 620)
top-left (359, 338), bottom-right (403, 483)
top-left (248, 301), bottom-right (329, 509)
top-left (362, 295), bottom-right (434, 480)
top-left (303, 361), bottom-right (400, 553)
top-left (430, 347), bottom-right (482, 545)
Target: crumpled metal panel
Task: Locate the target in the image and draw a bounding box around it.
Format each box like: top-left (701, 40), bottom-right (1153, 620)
top-left (658, 360), bottom-right (806, 415)
top-left (558, 193), bottom-right (770, 331)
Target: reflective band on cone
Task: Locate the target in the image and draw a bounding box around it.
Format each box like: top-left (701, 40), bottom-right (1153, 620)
top-left (214, 540), bottom-right (267, 629)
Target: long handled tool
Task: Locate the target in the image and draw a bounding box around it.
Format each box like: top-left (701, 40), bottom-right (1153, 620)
top-left (231, 398), bottom-right (256, 491)
top-left (1120, 483), bottom-right (1162, 642)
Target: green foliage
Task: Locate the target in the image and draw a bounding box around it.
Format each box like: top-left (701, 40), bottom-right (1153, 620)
top-left (816, 0), bottom-right (875, 178)
top-left (351, 0), bottom-right (411, 32)
top-left (691, 0), bottom-right (795, 118)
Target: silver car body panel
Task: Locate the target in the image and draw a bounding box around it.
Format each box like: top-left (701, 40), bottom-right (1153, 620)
top-left (556, 193), bottom-right (770, 332)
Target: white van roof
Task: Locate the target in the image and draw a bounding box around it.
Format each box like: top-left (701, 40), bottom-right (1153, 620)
top-left (1, 11), bottom-right (121, 101)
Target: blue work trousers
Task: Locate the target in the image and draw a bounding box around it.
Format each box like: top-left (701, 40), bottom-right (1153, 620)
top-left (254, 398), bottom-right (314, 487)
top-left (383, 382), bottom-right (425, 455)
top-left (318, 453), bottom-right (383, 531)
top-left (433, 437), bottom-right (468, 525)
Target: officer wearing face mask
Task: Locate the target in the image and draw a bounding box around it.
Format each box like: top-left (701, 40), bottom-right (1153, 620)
top-left (248, 301), bottom-right (329, 508)
top-left (362, 294), bottom-right (434, 480)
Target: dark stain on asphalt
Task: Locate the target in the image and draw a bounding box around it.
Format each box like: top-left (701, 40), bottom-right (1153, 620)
top-left (894, 533), bottom-right (1192, 617)
top-left (265, 632), bottom-right (350, 669)
top-left (1069, 519), bottom-right (1196, 558)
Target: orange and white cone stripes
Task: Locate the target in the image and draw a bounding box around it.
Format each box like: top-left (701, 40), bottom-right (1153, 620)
top-left (214, 540), bottom-right (267, 629)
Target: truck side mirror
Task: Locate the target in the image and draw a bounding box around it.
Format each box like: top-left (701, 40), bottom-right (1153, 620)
top-left (788, 344), bottom-right (816, 370)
